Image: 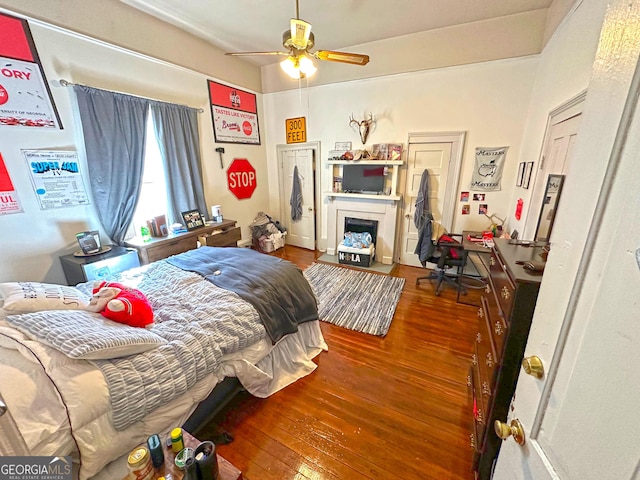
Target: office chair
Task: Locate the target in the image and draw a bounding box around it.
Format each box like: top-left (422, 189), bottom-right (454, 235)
top-left (416, 233), bottom-right (468, 296)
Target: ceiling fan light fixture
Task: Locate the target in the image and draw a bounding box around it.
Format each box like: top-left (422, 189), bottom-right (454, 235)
top-left (280, 56), bottom-right (302, 79)
top-left (280, 54), bottom-right (317, 79)
top-left (299, 54), bottom-right (317, 77)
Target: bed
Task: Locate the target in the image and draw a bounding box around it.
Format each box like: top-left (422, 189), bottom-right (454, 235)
top-left (0, 246), bottom-right (327, 479)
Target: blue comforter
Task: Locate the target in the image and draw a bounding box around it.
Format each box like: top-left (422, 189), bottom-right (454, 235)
top-left (167, 247), bottom-right (318, 343)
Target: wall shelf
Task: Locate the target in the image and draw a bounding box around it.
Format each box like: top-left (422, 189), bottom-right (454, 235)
top-left (326, 192), bottom-right (401, 201)
top-left (327, 160), bottom-right (404, 166)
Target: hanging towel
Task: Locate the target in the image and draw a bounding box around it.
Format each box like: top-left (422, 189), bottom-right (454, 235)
top-left (413, 169), bottom-right (430, 231)
top-left (290, 165), bottom-right (303, 221)
top-left (413, 169), bottom-right (435, 265)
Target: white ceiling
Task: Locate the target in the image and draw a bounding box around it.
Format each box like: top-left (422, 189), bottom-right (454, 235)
top-left (120, 0), bottom-right (554, 67)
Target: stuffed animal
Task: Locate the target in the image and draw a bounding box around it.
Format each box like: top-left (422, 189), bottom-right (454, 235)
top-left (85, 281), bottom-right (154, 328)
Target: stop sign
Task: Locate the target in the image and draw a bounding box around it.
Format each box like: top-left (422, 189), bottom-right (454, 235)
top-left (227, 158), bottom-right (257, 199)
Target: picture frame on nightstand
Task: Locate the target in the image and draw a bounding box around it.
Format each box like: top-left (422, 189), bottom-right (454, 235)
top-left (181, 210), bottom-right (204, 231)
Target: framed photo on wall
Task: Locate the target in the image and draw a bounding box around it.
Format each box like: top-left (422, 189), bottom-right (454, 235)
top-left (523, 162), bottom-right (534, 189)
top-left (517, 162), bottom-right (525, 187)
top-left (181, 209), bottom-right (204, 231)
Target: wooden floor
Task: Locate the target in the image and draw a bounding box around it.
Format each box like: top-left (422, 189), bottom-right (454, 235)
top-left (200, 245), bottom-right (481, 480)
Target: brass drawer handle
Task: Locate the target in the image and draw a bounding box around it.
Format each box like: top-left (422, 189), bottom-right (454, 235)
top-left (494, 321), bottom-right (503, 336)
top-left (501, 286), bottom-right (511, 300)
top-left (467, 375), bottom-right (472, 388)
top-left (486, 352), bottom-right (494, 368)
top-left (471, 354), bottom-right (478, 366)
top-left (489, 256), bottom-right (495, 266)
top-left (476, 332), bottom-right (482, 343)
top-left (482, 381), bottom-right (490, 397)
top-left (485, 284), bottom-right (491, 294)
top-left (470, 433), bottom-right (476, 449)
top-left (477, 308), bottom-right (484, 318)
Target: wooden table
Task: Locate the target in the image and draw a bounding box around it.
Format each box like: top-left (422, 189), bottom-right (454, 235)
top-left (124, 430), bottom-right (242, 480)
top-left (125, 219), bottom-right (240, 264)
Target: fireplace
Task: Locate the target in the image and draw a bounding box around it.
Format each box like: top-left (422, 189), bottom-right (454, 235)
top-left (338, 218), bottom-right (379, 267)
top-left (344, 217), bottom-right (378, 245)
top-left (326, 196), bottom-right (398, 265)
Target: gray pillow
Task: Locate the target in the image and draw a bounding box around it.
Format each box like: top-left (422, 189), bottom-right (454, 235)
top-left (6, 309), bottom-right (166, 359)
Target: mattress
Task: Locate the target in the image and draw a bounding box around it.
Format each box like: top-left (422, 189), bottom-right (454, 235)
top-left (0, 250), bottom-right (327, 479)
top-left (0, 319), bottom-right (327, 480)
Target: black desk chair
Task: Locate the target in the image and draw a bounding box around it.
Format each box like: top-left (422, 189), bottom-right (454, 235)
top-left (416, 233), bottom-right (468, 296)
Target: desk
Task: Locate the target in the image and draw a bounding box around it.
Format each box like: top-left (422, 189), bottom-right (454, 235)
top-left (125, 219), bottom-right (239, 264)
top-left (458, 231), bottom-right (492, 305)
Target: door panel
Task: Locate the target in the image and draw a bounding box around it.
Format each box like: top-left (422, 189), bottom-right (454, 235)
top-left (279, 148), bottom-right (315, 250)
top-left (493, 2), bottom-right (640, 477)
top-left (400, 142), bottom-right (452, 267)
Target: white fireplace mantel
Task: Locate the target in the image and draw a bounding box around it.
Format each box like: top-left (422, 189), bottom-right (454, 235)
top-left (326, 194), bottom-right (400, 265)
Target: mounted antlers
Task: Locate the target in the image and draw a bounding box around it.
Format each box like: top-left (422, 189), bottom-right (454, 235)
top-left (349, 113), bottom-right (374, 145)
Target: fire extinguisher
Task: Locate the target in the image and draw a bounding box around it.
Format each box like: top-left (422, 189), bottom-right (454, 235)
top-left (515, 198), bottom-right (524, 220)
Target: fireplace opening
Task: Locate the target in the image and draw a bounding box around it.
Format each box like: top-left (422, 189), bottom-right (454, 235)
top-left (344, 217), bottom-right (378, 246)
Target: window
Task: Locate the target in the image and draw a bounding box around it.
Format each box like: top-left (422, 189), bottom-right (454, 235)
top-left (130, 112), bottom-right (168, 238)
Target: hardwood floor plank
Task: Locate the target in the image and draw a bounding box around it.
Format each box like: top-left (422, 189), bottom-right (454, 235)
top-left (205, 246), bottom-right (476, 479)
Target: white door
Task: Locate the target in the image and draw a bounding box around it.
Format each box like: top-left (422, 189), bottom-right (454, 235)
top-left (399, 133), bottom-right (465, 267)
top-left (525, 112), bottom-right (582, 239)
top-left (494, 2), bottom-right (640, 478)
top-left (279, 147), bottom-right (315, 250)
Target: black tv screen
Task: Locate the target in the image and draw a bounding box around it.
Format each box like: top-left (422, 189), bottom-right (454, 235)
top-left (342, 164), bottom-right (385, 193)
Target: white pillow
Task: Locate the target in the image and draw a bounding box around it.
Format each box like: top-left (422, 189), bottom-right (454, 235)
top-left (5, 310), bottom-right (166, 360)
top-left (0, 282), bottom-right (88, 314)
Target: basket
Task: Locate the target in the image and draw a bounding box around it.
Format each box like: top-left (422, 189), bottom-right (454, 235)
top-left (259, 231), bottom-right (287, 253)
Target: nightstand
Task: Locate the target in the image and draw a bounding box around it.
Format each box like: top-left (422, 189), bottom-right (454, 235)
top-left (59, 246), bottom-right (141, 285)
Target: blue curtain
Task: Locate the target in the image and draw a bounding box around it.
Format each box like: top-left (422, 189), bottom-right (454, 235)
top-left (150, 102), bottom-right (207, 225)
top-left (73, 85), bottom-right (149, 245)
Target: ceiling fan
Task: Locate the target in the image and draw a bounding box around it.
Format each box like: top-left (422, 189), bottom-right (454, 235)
top-left (224, 0), bottom-right (370, 79)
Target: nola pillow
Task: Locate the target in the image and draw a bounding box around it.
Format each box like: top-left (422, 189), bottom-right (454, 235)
top-left (0, 282), bottom-right (89, 314)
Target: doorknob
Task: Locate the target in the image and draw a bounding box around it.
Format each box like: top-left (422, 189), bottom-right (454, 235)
top-left (522, 355), bottom-right (544, 378)
top-left (404, 214), bottom-right (411, 219)
top-left (494, 419), bottom-right (526, 445)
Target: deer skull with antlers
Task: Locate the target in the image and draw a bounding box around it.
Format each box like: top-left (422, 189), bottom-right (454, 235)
top-left (349, 113), bottom-right (374, 145)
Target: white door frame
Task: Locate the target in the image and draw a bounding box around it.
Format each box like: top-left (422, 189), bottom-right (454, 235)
top-left (404, 132), bottom-right (465, 232)
top-left (396, 132), bottom-right (465, 264)
top-left (276, 141), bottom-right (321, 248)
top-left (523, 91), bottom-right (586, 239)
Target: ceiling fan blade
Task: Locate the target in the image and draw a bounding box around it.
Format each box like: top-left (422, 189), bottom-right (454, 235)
top-left (288, 18), bottom-right (312, 50)
top-left (225, 51), bottom-right (289, 57)
top-left (314, 50), bottom-right (370, 66)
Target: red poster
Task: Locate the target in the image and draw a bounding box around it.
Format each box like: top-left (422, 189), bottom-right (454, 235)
top-left (0, 12), bottom-right (62, 129)
top-left (0, 15), bottom-right (34, 62)
top-left (207, 80), bottom-right (260, 145)
top-left (0, 153), bottom-right (24, 215)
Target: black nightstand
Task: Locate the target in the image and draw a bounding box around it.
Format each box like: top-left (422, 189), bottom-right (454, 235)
top-left (59, 246), bottom-right (141, 285)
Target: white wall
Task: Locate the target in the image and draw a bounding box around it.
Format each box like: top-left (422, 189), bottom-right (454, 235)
top-left (510, 0), bottom-right (609, 238)
top-left (0, 16), bottom-right (269, 283)
top-left (263, 56), bottom-right (539, 254)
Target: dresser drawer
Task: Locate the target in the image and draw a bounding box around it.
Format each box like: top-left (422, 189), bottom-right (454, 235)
top-left (488, 250), bottom-right (516, 319)
top-left (198, 226), bottom-right (241, 247)
top-left (146, 235), bottom-right (199, 263)
top-left (468, 365), bottom-right (487, 453)
top-left (476, 300), bottom-right (500, 394)
top-left (480, 295), bottom-right (508, 360)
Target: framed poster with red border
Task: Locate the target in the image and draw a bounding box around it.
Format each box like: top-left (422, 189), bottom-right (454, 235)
top-left (207, 80), bottom-right (260, 145)
top-left (0, 12), bottom-right (62, 129)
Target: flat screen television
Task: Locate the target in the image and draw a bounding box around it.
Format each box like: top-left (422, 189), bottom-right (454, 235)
top-left (342, 164), bottom-right (385, 194)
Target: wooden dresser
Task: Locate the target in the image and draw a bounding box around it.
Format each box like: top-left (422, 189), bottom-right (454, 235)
top-left (468, 238), bottom-right (545, 479)
top-left (125, 219), bottom-right (240, 264)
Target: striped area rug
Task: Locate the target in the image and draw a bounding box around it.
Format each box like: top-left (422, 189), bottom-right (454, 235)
top-left (304, 263), bottom-right (405, 336)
